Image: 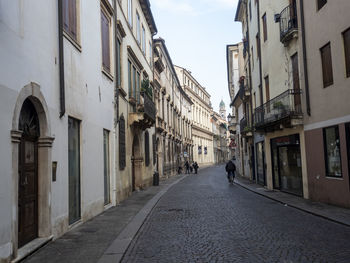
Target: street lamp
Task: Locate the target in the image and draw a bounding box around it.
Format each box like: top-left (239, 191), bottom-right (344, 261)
top-left (227, 113), bottom-right (232, 123)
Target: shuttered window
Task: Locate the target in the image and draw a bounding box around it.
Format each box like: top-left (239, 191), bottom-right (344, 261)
top-left (320, 43), bottom-right (334, 88)
top-left (145, 131), bottom-right (150, 167)
top-left (101, 9), bottom-right (111, 72)
top-left (262, 13), bottom-right (267, 42)
top-left (317, 0), bottom-right (327, 10)
top-left (153, 134), bottom-right (156, 165)
top-left (343, 28), bottom-right (350, 78)
top-left (63, 0), bottom-right (78, 42)
top-left (119, 116), bottom-right (126, 170)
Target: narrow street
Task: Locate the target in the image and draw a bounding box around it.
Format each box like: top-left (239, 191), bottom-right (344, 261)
top-left (122, 166), bottom-right (350, 263)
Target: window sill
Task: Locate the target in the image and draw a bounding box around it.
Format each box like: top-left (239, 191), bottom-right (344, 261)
top-left (102, 68), bottom-right (114, 81)
top-left (118, 87), bottom-right (127, 98)
top-left (63, 30), bottom-right (82, 52)
top-left (325, 176), bottom-right (343, 180)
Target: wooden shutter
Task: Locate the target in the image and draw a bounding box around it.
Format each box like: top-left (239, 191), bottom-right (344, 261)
top-left (320, 43), bottom-right (333, 88)
top-left (343, 28), bottom-right (350, 77)
top-left (264, 76), bottom-right (270, 102)
top-left (101, 10), bottom-right (110, 72)
top-left (291, 53), bottom-right (301, 111)
top-left (153, 134), bottom-right (156, 165)
top-left (62, 0), bottom-right (69, 32)
top-left (262, 13), bottom-right (267, 42)
top-left (69, 0), bottom-right (77, 40)
top-left (119, 116), bottom-right (126, 170)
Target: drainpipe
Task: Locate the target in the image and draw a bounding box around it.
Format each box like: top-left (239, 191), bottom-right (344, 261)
top-left (58, 0), bottom-right (65, 118)
top-left (113, 0), bottom-right (119, 124)
top-left (299, 0), bottom-right (311, 116)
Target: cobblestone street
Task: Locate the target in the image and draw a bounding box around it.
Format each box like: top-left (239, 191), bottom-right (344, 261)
top-left (122, 166), bottom-right (350, 263)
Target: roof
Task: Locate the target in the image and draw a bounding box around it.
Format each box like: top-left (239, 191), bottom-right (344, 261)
top-left (139, 0), bottom-right (157, 35)
top-left (234, 0), bottom-right (243, 22)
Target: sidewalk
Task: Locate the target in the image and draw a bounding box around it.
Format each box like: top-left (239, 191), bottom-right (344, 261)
top-left (234, 175), bottom-right (350, 227)
top-left (22, 174), bottom-right (188, 263)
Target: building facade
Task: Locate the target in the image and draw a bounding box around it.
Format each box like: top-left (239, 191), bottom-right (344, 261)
top-left (175, 66), bottom-right (214, 166)
top-left (153, 38), bottom-right (193, 178)
top-left (0, 0), bottom-right (160, 261)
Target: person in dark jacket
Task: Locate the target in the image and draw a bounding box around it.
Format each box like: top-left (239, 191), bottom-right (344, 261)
top-left (225, 158), bottom-right (236, 183)
top-left (193, 162), bottom-right (199, 174)
top-left (184, 161), bottom-right (190, 174)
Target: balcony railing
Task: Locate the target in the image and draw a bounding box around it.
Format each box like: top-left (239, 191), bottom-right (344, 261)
top-left (240, 117), bottom-right (252, 135)
top-left (254, 89), bottom-right (302, 129)
top-left (129, 92), bottom-right (156, 129)
top-left (279, 4), bottom-right (298, 44)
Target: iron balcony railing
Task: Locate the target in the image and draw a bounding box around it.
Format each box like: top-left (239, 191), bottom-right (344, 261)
top-left (254, 89), bottom-right (302, 128)
top-left (142, 92), bottom-right (156, 122)
top-left (279, 3), bottom-right (298, 42)
top-left (240, 117), bottom-right (252, 134)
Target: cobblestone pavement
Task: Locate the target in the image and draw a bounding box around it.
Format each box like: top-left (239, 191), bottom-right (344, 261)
top-left (122, 165), bottom-right (350, 263)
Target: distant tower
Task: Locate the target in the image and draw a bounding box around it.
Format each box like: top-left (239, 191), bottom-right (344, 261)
top-left (219, 99), bottom-right (226, 120)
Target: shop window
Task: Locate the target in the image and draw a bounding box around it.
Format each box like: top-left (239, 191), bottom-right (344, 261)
top-left (323, 126), bottom-right (342, 177)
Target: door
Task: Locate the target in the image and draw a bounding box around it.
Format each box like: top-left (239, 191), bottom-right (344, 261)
top-left (346, 123), bottom-right (350, 190)
top-left (278, 146), bottom-right (303, 196)
top-left (18, 99), bottom-right (39, 247)
top-left (68, 117), bottom-right (81, 225)
top-left (103, 129), bottom-right (110, 205)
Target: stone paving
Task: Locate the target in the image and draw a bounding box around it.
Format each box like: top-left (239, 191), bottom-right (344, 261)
top-left (122, 166), bottom-right (350, 263)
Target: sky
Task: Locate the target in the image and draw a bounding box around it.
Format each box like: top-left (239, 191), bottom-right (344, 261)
top-left (150, 0), bottom-right (243, 115)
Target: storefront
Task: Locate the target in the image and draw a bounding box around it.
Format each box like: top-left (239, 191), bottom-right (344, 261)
top-left (271, 134), bottom-right (303, 196)
top-left (256, 141), bottom-right (266, 186)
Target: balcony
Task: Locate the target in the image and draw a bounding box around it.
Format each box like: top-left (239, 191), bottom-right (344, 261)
top-left (240, 117), bottom-right (253, 137)
top-left (254, 89), bottom-right (303, 132)
top-left (278, 3), bottom-right (298, 45)
top-left (129, 91), bottom-right (156, 130)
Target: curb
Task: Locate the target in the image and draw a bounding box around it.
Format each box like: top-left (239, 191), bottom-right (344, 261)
top-left (98, 174), bottom-right (189, 263)
top-left (234, 179), bottom-right (350, 228)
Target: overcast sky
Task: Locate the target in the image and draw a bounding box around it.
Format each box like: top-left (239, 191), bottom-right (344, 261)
top-left (151, 0), bottom-right (242, 115)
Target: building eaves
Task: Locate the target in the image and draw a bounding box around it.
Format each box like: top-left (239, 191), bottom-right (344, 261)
top-left (140, 0), bottom-right (157, 35)
top-left (235, 0), bottom-right (243, 22)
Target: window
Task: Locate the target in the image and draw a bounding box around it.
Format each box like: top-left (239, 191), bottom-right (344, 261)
top-left (317, 0), bottom-right (327, 10)
top-left (117, 39), bottom-right (121, 87)
top-left (128, 0), bottom-right (132, 26)
top-left (152, 134), bottom-right (156, 165)
top-left (264, 75), bottom-right (270, 102)
top-left (343, 28), bottom-right (350, 77)
top-left (323, 126), bottom-right (342, 177)
top-left (149, 41), bottom-right (152, 65)
top-left (256, 33), bottom-right (260, 59)
top-left (103, 129), bottom-right (110, 205)
top-left (145, 131), bottom-right (150, 166)
top-left (101, 7), bottom-right (111, 73)
top-left (249, 1), bottom-right (252, 20)
top-left (262, 13), bottom-right (267, 42)
top-left (251, 47), bottom-right (254, 68)
top-left (119, 116), bottom-right (126, 170)
top-left (128, 60), bottom-right (141, 107)
top-left (142, 25), bottom-right (146, 53)
top-left (136, 12), bottom-right (140, 44)
top-left (63, 0), bottom-right (78, 42)
top-left (320, 43), bottom-right (334, 88)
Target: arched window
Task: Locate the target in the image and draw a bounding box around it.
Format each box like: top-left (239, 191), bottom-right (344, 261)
top-left (145, 131), bottom-right (150, 166)
top-left (119, 115), bottom-right (126, 170)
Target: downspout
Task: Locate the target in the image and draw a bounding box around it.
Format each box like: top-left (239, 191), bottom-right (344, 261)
top-left (299, 0), bottom-right (311, 116)
top-left (58, 0), bottom-right (65, 118)
top-left (257, 0), bottom-right (263, 107)
top-left (113, 0), bottom-right (119, 124)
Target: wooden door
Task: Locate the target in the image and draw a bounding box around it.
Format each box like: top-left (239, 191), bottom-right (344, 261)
top-left (18, 99), bottom-right (39, 248)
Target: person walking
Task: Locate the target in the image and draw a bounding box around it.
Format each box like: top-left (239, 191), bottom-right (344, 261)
top-left (225, 158), bottom-right (236, 183)
top-left (193, 161), bottom-right (199, 174)
top-left (184, 161), bottom-right (190, 174)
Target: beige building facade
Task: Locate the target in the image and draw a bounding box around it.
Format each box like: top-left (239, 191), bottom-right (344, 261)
top-left (175, 66), bottom-right (214, 166)
top-left (153, 38), bottom-right (193, 178)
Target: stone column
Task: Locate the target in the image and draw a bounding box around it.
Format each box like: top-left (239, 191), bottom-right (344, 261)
top-left (11, 130), bottom-right (22, 258)
top-left (37, 136), bottom-right (55, 237)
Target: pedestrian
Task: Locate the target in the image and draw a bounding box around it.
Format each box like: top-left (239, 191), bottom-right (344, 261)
top-left (193, 161), bottom-right (199, 174)
top-left (225, 157), bottom-right (236, 183)
top-left (184, 161), bottom-right (190, 174)
top-left (189, 164), bottom-right (193, 173)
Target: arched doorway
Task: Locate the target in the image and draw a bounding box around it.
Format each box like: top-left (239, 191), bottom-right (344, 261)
top-left (132, 135), bottom-right (142, 191)
top-left (18, 99), bottom-right (40, 247)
